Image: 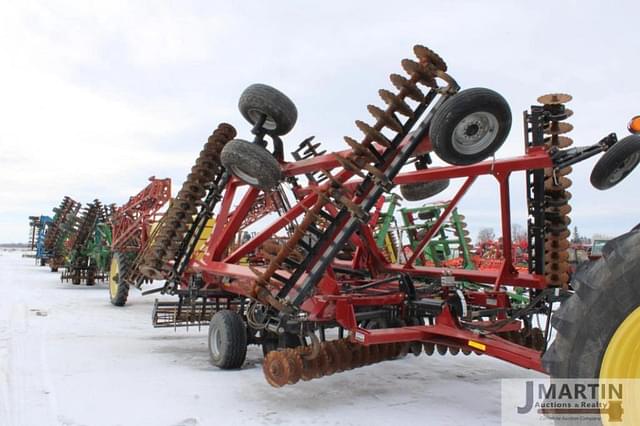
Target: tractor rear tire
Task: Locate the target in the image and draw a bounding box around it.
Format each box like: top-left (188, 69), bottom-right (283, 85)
top-left (221, 139), bottom-right (282, 191)
top-left (109, 253), bottom-right (132, 307)
top-left (399, 179), bottom-right (450, 201)
top-left (430, 88), bottom-right (511, 165)
top-left (208, 310), bottom-right (247, 369)
top-left (238, 84), bottom-right (298, 136)
top-left (543, 228), bottom-right (640, 382)
top-left (590, 134), bottom-right (640, 190)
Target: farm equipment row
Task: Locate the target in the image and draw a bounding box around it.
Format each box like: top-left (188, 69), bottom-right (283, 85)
top-left (60, 200), bottom-right (114, 285)
top-left (42, 196), bottom-right (81, 272)
top-left (28, 44), bottom-right (640, 413)
top-left (35, 196), bottom-right (114, 285)
top-left (28, 215), bottom-right (52, 265)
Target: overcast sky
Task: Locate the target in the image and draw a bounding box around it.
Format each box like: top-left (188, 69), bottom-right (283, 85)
top-left (1, 0), bottom-right (639, 243)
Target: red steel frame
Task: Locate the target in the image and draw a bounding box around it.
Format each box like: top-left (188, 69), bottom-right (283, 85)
top-left (111, 177), bottom-right (172, 253)
top-left (185, 135), bottom-right (553, 373)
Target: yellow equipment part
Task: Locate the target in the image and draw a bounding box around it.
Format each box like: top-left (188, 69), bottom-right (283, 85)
top-left (599, 306), bottom-right (640, 425)
top-left (383, 233), bottom-right (397, 264)
top-left (147, 211), bottom-right (215, 262)
top-left (108, 256), bottom-right (119, 299)
top-left (192, 218), bottom-right (216, 261)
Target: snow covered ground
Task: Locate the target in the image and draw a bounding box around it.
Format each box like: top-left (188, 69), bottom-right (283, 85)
top-left (0, 250), bottom-right (544, 426)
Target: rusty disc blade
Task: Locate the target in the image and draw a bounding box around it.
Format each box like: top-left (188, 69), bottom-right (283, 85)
top-left (314, 350), bottom-right (329, 378)
top-left (284, 349), bottom-right (302, 385)
top-left (389, 73), bottom-right (424, 102)
top-left (300, 355), bottom-right (316, 382)
top-left (263, 351), bottom-right (291, 388)
top-left (379, 89), bottom-right (413, 117)
top-left (334, 340), bottom-right (352, 371)
top-left (320, 342), bottom-right (339, 376)
top-left (545, 251), bottom-right (570, 262)
top-left (423, 342), bottom-right (435, 356)
top-left (544, 176), bottom-right (572, 190)
top-left (413, 45), bottom-right (447, 71)
top-left (537, 93), bottom-right (572, 105)
top-left (367, 104), bottom-right (403, 133)
top-left (544, 121), bottom-right (574, 135)
top-left (360, 345), bottom-right (372, 365)
top-left (553, 135), bottom-right (573, 148)
top-left (545, 238), bottom-right (571, 251)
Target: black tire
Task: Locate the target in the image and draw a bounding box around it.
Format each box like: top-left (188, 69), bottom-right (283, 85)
top-left (430, 88), bottom-right (512, 165)
top-left (238, 84), bottom-right (297, 136)
top-left (51, 267), bottom-right (58, 273)
top-left (220, 139), bottom-right (282, 190)
top-left (109, 253), bottom-right (132, 307)
top-left (417, 210), bottom-right (437, 221)
top-left (40, 258), bottom-right (46, 266)
top-left (399, 179), bottom-right (450, 201)
top-left (590, 134), bottom-right (640, 190)
top-left (86, 267), bottom-right (96, 286)
top-left (208, 310), bottom-right (248, 369)
top-left (543, 229), bottom-right (640, 379)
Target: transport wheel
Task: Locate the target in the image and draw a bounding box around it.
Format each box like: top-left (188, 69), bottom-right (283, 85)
top-left (590, 134), bottom-right (640, 190)
top-left (430, 88), bottom-right (512, 165)
top-left (543, 229), bottom-right (640, 424)
top-left (399, 179), bottom-right (450, 201)
top-left (238, 83), bottom-right (298, 136)
top-left (109, 253), bottom-right (131, 307)
top-left (72, 272), bottom-right (81, 285)
top-left (417, 210), bottom-right (437, 220)
top-left (40, 258), bottom-right (46, 266)
top-left (208, 310), bottom-right (247, 369)
top-left (50, 266), bottom-right (58, 272)
top-left (86, 267), bottom-right (96, 286)
top-left (220, 139), bottom-right (282, 191)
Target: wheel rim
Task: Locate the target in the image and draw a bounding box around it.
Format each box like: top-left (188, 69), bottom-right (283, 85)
top-left (451, 111), bottom-right (499, 155)
top-left (247, 109), bottom-right (277, 131)
top-left (230, 164), bottom-right (261, 187)
top-left (600, 306), bottom-right (640, 425)
top-left (109, 257), bottom-right (119, 298)
top-left (210, 327), bottom-right (222, 359)
top-left (607, 152), bottom-right (640, 185)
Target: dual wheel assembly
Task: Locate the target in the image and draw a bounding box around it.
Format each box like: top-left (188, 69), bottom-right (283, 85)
top-left (220, 83), bottom-right (513, 200)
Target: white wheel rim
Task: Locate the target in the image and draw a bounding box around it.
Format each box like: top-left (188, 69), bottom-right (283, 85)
top-left (210, 327), bottom-right (222, 358)
top-left (230, 164), bottom-right (261, 187)
top-left (451, 111), bottom-right (499, 155)
top-left (248, 109), bottom-right (277, 130)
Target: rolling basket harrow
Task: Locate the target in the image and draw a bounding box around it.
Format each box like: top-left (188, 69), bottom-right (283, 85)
top-left (103, 44), bottom-right (639, 388)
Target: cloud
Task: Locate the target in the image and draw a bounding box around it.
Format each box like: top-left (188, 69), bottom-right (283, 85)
top-left (0, 0), bottom-right (638, 242)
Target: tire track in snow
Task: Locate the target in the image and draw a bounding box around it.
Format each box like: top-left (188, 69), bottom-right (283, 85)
top-left (3, 304), bottom-right (57, 426)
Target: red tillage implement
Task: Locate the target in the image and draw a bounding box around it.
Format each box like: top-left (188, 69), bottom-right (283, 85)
top-left (119, 45), bottom-right (637, 386)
